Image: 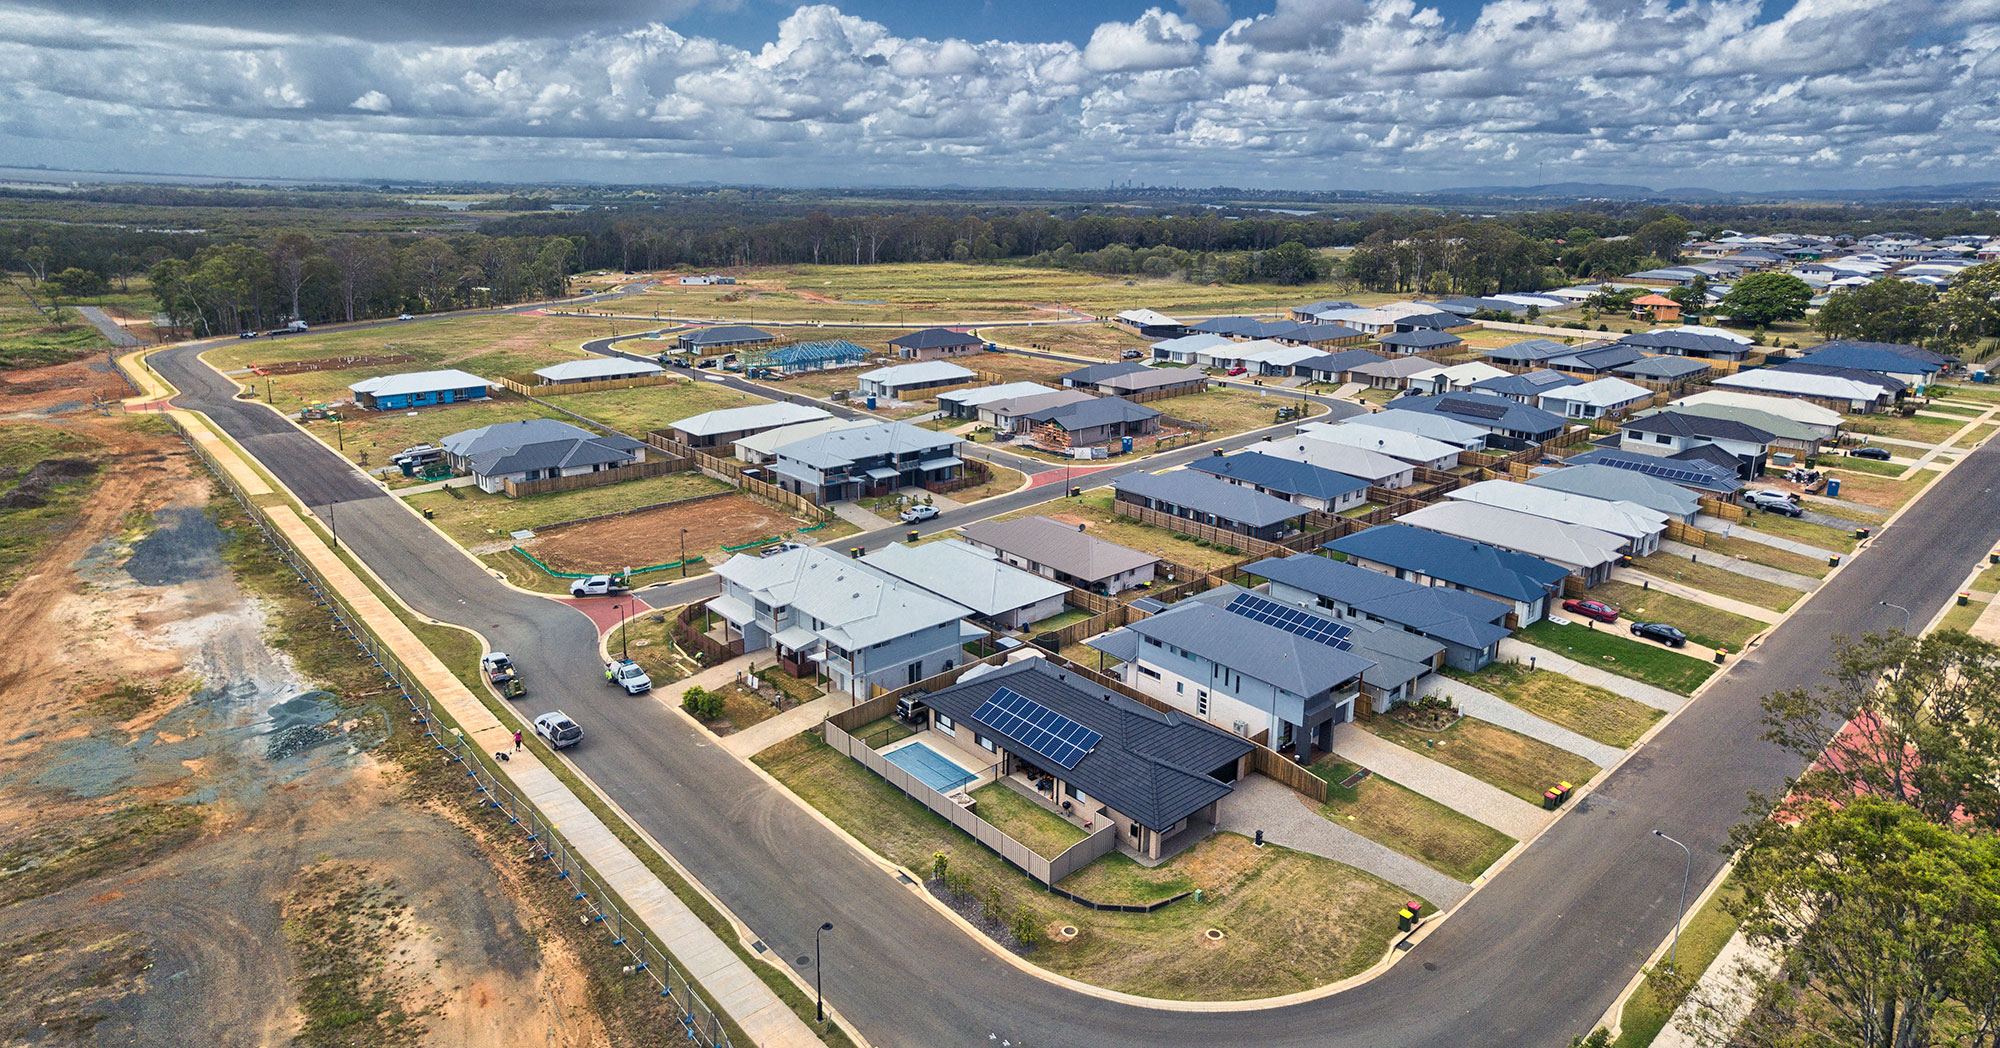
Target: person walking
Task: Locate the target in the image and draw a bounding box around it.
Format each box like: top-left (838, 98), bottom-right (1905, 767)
top-left (513, 729), bottom-right (522, 751)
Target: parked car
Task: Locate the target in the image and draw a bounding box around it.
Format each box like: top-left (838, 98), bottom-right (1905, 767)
top-left (1226, 366), bottom-right (1248, 376)
top-left (895, 694), bottom-right (927, 722)
top-left (397, 313), bottom-right (413, 321)
top-left (1630, 622), bottom-right (1688, 647)
top-left (481, 652), bottom-right (516, 681)
top-left (604, 659), bottom-right (652, 695)
top-left (899, 504), bottom-right (940, 523)
top-left (533, 710), bottom-right (584, 749)
top-left (1120, 349), bottom-right (1143, 360)
top-left (1562, 598), bottom-right (1620, 623)
top-left (1848, 445), bottom-right (1892, 460)
top-left (760, 541), bottom-right (806, 558)
top-left (237, 330), bottom-right (258, 338)
top-left (1747, 491), bottom-right (1804, 517)
top-left (569, 574), bottom-right (630, 597)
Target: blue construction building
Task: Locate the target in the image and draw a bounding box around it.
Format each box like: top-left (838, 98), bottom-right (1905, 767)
top-left (348, 369), bottom-right (490, 411)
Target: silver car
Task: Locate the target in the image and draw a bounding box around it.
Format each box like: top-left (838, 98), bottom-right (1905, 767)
top-left (533, 710), bottom-right (583, 749)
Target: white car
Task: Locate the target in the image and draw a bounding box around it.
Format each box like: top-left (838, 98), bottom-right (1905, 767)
top-left (760, 541), bottom-right (806, 558)
top-left (533, 710), bottom-right (583, 749)
top-left (568, 574), bottom-right (629, 597)
top-left (604, 659), bottom-right (652, 695)
top-left (899, 504), bottom-right (940, 523)
top-left (397, 313), bottom-right (414, 321)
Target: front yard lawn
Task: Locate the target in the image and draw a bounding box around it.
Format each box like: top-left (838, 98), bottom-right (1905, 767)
top-left (755, 732), bottom-right (1414, 999)
top-left (1309, 758), bottom-right (1517, 882)
top-left (321, 395), bottom-right (565, 473)
top-left (1731, 509), bottom-right (1858, 553)
top-left (1701, 534), bottom-right (1830, 578)
top-left (1937, 598), bottom-right (1985, 635)
top-left (405, 470), bottom-right (732, 545)
top-left (1811, 468), bottom-right (1940, 513)
top-left (1630, 551), bottom-right (1801, 613)
top-left (997, 492), bottom-right (1246, 572)
top-left (1445, 660), bottom-right (1663, 749)
top-left (1515, 620), bottom-right (1718, 696)
top-left (968, 783), bottom-right (1090, 859)
top-left (1587, 580), bottom-right (1772, 652)
top-left (1361, 713), bottom-right (1601, 803)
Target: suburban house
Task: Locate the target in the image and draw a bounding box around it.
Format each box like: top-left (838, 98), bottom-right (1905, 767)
top-left (1092, 368), bottom-right (1208, 398)
top-left (709, 546), bottom-right (972, 699)
top-left (888, 328), bottom-right (983, 360)
top-left (1446, 479), bottom-right (1668, 556)
top-left (1114, 309), bottom-right (1187, 337)
top-left (677, 274), bottom-right (734, 285)
top-left (348, 369), bottom-right (490, 411)
top-left (676, 325), bottom-right (775, 354)
top-left (1674, 389), bottom-right (1844, 439)
top-left (856, 361), bottom-right (977, 401)
top-left (978, 389), bottom-right (1095, 432)
top-left (1797, 340), bottom-right (1946, 389)
top-left (1249, 554), bottom-right (1511, 673)
top-left (1644, 402), bottom-right (1826, 457)
top-left (1564, 448), bottom-right (1745, 498)
top-left (732, 416), bottom-right (875, 464)
top-left (1349, 356), bottom-right (1445, 390)
top-left (1237, 343), bottom-right (1337, 376)
top-left (1291, 349), bottom-right (1388, 383)
top-left (1619, 411), bottom-right (1775, 479)
top-left (1406, 361), bottom-right (1509, 396)
top-left (1150, 332), bottom-right (1233, 365)
top-left (1112, 470), bottom-right (1314, 542)
top-left (1244, 437), bottom-right (1416, 488)
top-left (1375, 329), bottom-right (1466, 356)
top-left (1630, 294), bottom-right (1682, 323)
top-left (1536, 377), bottom-right (1654, 419)
top-left (1713, 363), bottom-right (1901, 412)
top-left (1386, 392), bottom-right (1568, 445)
top-left (1543, 344), bottom-right (1648, 376)
top-left (1334, 304), bottom-right (1436, 335)
top-left (1483, 338), bottom-right (1587, 368)
top-left (908, 658), bottom-right (1253, 862)
top-left (1526, 464), bottom-right (1704, 522)
top-left (768, 421), bottom-right (964, 502)
top-left (1295, 420), bottom-right (1461, 470)
top-left (936, 382), bottom-right (1057, 420)
top-left (1394, 501), bottom-right (1626, 586)
top-left (531, 358), bottom-right (665, 385)
top-left (1470, 369), bottom-right (1582, 404)
top-left (668, 402), bottom-right (832, 449)
top-left (1396, 310), bottom-right (1474, 332)
top-left (959, 517), bottom-right (1159, 595)
top-left (1187, 451), bottom-right (1372, 512)
top-left (1291, 299), bottom-right (1358, 322)
top-left (1337, 409), bottom-right (1489, 449)
top-left (1619, 330), bottom-right (1754, 361)
top-left (1612, 355), bottom-right (1715, 384)
top-left (1022, 397), bottom-right (1162, 451)
top-left (861, 540), bottom-right (1070, 630)
top-left (1060, 360), bottom-right (1153, 391)
top-left (1278, 323), bottom-right (1369, 348)
top-left (438, 419), bottom-right (646, 495)
top-left (1096, 585), bottom-right (1374, 759)
top-left (1324, 523), bottom-right (1572, 626)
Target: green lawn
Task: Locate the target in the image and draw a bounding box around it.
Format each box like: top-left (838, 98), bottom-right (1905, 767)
top-left (850, 716), bottom-right (917, 751)
top-left (539, 380), bottom-right (784, 437)
top-left (1028, 607), bottom-right (1094, 633)
top-left (0, 423), bottom-right (107, 594)
top-left (968, 783), bottom-right (1090, 859)
top-left (1310, 759), bottom-right (1517, 881)
top-left (1968, 561), bottom-right (2000, 594)
top-left (1729, 509), bottom-right (1858, 553)
top-left (1937, 598), bottom-right (1985, 635)
top-left (1824, 454), bottom-right (1907, 477)
top-left (1842, 411), bottom-right (1966, 444)
top-left (1446, 660), bottom-right (1663, 749)
top-left (1701, 534), bottom-right (1830, 578)
top-left (1631, 551), bottom-right (1801, 613)
top-left (1587, 580), bottom-right (1772, 652)
top-left (755, 732), bottom-right (1414, 1000)
top-left (1361, 713), bottom-right (1600, 803)
top-left (405, 471), bottom-right (731, 545)
top-left (1515, 620), bottom-right (1718, 696)
top-left (0, 306), bottom-right (111, 367)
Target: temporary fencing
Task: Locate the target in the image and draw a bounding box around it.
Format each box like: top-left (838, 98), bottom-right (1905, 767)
top-left (510, 544), bottom-right (705, 579)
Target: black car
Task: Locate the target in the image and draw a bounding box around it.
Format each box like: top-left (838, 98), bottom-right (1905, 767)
top-left (1630, 621), bottom-right (1688, 647)
top-left (1848, 446), bottom-right (1892, 460)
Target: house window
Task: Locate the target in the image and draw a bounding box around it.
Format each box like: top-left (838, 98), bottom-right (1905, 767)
top-left (1655, 433), bottom-right (1672, 444)
top-left (976, 734), bottom-right (996, 753)
top-left (1197, 691), bottom-right (1210, 717)
top-left (1136, 665), bottom-right (1161, 680)
top-left (936, 713), bottom-right (955, 736)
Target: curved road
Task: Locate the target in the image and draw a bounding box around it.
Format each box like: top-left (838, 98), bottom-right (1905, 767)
top-left (151, 331), bottom-right (2000, 1048)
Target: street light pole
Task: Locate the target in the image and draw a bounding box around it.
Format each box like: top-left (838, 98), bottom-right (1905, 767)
top-left (327, 500), bottom-right (339, 550)
top-left (1652, 829), bottom-right (1692, 966)
top-left (680, 528), bottom-right (689, 578)
top-left (815, 921), bottom-right (834, 1023)
top-left (614, 603), bottom-right (629, 660)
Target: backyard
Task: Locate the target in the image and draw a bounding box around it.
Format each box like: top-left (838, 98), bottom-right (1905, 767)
top-left (999, 491), bottom-right (1249, 572)
top-left (753, 731), bottom-right (1414, 999)
top-left (1515, 620), bottom-right (1718, 695)
top-left (1444, 660), bottom-right (1663, 749)
top-left (1586, 580), bottom-right (1772, 652)
top-left (1309, 759), bottom-right (1517, 882)
top-left (1630, 551), bottom-right (1802, 613)
top-left (538, 380), bottom-right (783, 437)
top-left (967, 783), bottom-right (1090, 859)
top-left (404, 471), bottom-right (733, 547)
top-left (1361, 712), bottom-right (1601, 804)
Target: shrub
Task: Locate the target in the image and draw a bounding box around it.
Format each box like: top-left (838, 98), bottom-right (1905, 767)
top-left (931, 852), bottom-right (949, 882)
top-left (983, 884), bottom-right (1005, 923)
top-left (682, 685), bottom-right (724, 719)
top-left (1011, 910), bottom-right (1044, 947)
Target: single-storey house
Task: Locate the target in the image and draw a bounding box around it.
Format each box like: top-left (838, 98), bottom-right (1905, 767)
top-left (889, 328), bottom-right (983, 361)
top-left (1619, 330), bottom-right (1753, 361)
top-left (1094, 368), bottom-right (1207, 398)
top-left (861, 540), bottom-right (1070, 630)
top-left (1338, 408), bottom-right (1489, 450)
top-left (1249, 554), bottom-right (1512, 673)
top-left (1060, 360), bottom-right (1153, 391)
top-left (1238, 343), bottom-right (1336, 376)
top-left (1545, 344), bottom-right (1648, 376)
top-left (1291, 349), bottom-right (1389, 383)
top-left (1244, 437), bottom-right (1416, 488)
top-left (1526, 463), bottom-right (1704, 522)
top-left (676, 325), bottom-right (775, 353)
top-left (439, 418), bottom-right (646, 495)
top-left (1291, 300), bottom-right (1358, 322)
top-left (1187, 451), bottom-right (1372, 512)
top-left (1386, 392), bottom-right (1568, 444)
top-left (1296, 420), bottom-right (1461, 470)
top-left (1446, 479), bottom-right (1668, 556)
top-left (1396, 501), bottom-right (1626, 586)
top-left (1349, 356), bottom-right (1444, 390)
top-left (1150, 332), bottom-right (1234, 365)
top-left (1797, 341), bottom-right (1945, 389)
top-left (669, 402), bottom-right (832, 449)
top-left (937, 382), bottom-right (1057, 420)
top-left (1024, 397), bottom-right (1162, 450)
top-left (531, 358), bottom-right (665, 385)
top-left (1536, 377), bottom-right (1654, 420)
top-left (1279, 323), bottom-right (1369, 348)
top-left (348, 369), bottom-right (490, 411)
top-left (1114, 309), bottom-right (1186, 338)
top-left (1406, 361), bottom-right (1510, 397)
top-left (960, 516), bottom-right (1159, 595)
top-left (1324, 524), bottom-right (1570, 626)
top-left (856, 360), bottom-right (977, 401)
top-left (1470, 368), bottom-right (1582, 403)
top-left (1619, 411), bottom-right (1775, 479)
top-left (1113, 470), bottom-right (1313, 542)
top-left (733, 416), bottom-right (875, 464)
top-left (1713, 364), bottom-right (1901, 412)
top-left (768, 421), bottom-right (964, 502)
top-left (1563, 448), bottom-right (1745, 498)
top-left (1375, 329), bottom-right (1465, 356)
top-left (1673, 389), bottom-right (1843, 439)
top-left (1484, 338), bottom-right (1588, 368)
top-left (1611, 354), bottom-right (1715, 384)
top-left (979, 389), bottom-right (1095, 432)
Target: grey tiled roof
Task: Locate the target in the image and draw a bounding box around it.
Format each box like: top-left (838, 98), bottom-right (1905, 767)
top-left (1114, 470), bottom-right (1312, 529)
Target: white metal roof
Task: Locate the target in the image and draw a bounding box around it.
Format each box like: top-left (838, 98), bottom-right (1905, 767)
top-left (671, 402), bottom-right (831, 437)
top-left (1673, 389), bottom-right (1844, 429)
top-left (1243, 436), bottom-right (1412, 482)
top-left (1397, 501), bottom-right (1624, 571)
top-left (731, 416), bottom-right (876, 456)
top-left (856, 360), bottom-right (976, 387)
top-left (861, 540), bottom-right (1069, 618)
top-left (349, 369), bottom-right (489, 398)
top-left (533, 357), bottom-right (665, 381)
top-left (1713, 369), bottom-right (1889, 403)
top-left (1297, 421), bottom-right (1461, 465)
top-left (713, 546), bottom-right (969, 649)
top-left (935, 382), bottom-right (1055, 408)
top-left (1117, 308), bottom-right (1182, 327)
top-left (1410, 361), bottom-right (1509, 385)
top-left (1446, 479), bottom-right (1667, 542)
top-left (1539, 377), bottom-right (1652, 409)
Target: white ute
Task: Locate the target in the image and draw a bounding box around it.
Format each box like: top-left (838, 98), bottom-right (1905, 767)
top-left (604, 658), bottom-right (652, 695)
top-left (569, 574), bottom-right (629, 597)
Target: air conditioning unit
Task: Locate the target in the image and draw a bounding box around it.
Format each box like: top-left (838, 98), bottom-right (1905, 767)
top-left (1233, 720), bottom-right (1251, 737)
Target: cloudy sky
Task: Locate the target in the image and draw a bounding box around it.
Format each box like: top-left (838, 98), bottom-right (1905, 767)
top-left (2, 0), bottom-right (1997, 191)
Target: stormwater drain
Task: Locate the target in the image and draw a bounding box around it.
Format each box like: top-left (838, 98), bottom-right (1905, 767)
top-left (796, 956), bottom-right (811, 967)
top-left (1205, 928), bottom-right (1224, 941)
top-left (1423, 962), bottom-right (1439, 971)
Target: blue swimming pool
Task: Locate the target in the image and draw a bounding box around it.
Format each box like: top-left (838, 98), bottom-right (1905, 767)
top-left (883, 741), bottom-right (978, 793)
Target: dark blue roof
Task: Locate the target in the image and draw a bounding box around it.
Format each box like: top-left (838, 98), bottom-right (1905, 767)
top-left (1386, 391), bottom-right (1566, 437)
top-left (1247, 554), bottom-right (1512, 650)
top-left (1188, 316), bottom-right (1269, 336)
top-left (1484, 338), bottom-right (1577, 364)
top-left (1799, 342), bottom-right (1944, 375)
top-left (1114, 469), bottom-right (1311, 528)
top-left (1549, 345), bottom-right (1646, 371)
top-left (1061, 360), bottom-right (1153, 385)
top-left (1565, 448), bottom-right (1744, 493)
top-left (1377, 329), bottom-right (1463, 348)
top-left (889, 328), bottom-right (981, 349)
top-left (1810, 340), bottom-right (1949, 366)
top-left (1187, 453), bottom-right (1371, 502)
top-left (1615, 355), bottom-right (1713, 379)
top-left (1619, 330), bottom-right (1750, 357)
top-left (681, 324), bottom-right (774, 346)
top-left (1469, 369), bottom-right (1581, 398)
top-left (1292, 348), bottom-right (1387, 374)
top-left (1322, 524), bottom-right (1569, 603)
top-left (1397, 311), bottom-right (1466, 330)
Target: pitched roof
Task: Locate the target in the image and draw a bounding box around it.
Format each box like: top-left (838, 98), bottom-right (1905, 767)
top-left (1116, 308), bottom-right (1183, 327)
top-left (1297, 420), bottom-right (1463, 464)
top-left (856, 360), bottom-right (977, 386)
top-left (1563, 448), bottom-right (1744, 494)
top-left (1525, 464), bottom-right (1703, 518)
top-left (958, 517), bottom-right (1157, 580)
top-left (769, 420), bottom-right (961, 468)
top-left (1809, 340), bottom-right (1949, 366)
top-left (350, 368), bottom-right (489, 398)
top-left (1673, 389), bottom-right (1844, 428)
top-left (1349, 356), bottom-right (1442, 379)
top-left (1539, 377), bottom-right (1652, 409)
top-left (1332, 408), bottom-right (1488, 447)
top-left (936, 382), bottom-right (1056, 408)
top-left (1446, 479), bottom-right (1668, 542)
top-left (1615, 355), bottom-right (1714, 379)
top-left (1713, 366), bottom-right (1899, 401)
top-left (888, 327), bottom-right (981, 349)
top-left (712, 546), bottom-right (968, 649)
top-left (730, 416), bottom-right (876, 457)
top-left (1799, 342), bottom-right (1945, 375)
top-left (1290, 349), bottom-right (1388, 374)
top-left (1623, 410), bottom-right (1776, 444)
top-left (1640, 402), bottom-right (1821, 442)
top-left (440, 418), bottom-right (643, 479)
top-left (1619, 330), bottom-right (1749, 356)
top-left (1114, 470), bottom-right (1311, 528)
top-left (1247, 554), bottom-right (1511, 650)
top-left (671, 402), bottom-right (831, 436)
top-left (1242, 436), bottom-right (1413, 483)
top-left (1386, 391), bottom-right (1567, 435)
top-left (1186, 452), bottom-right (1371, 503)
top-left (1377, 329), bottom-right (1464, 349)
top-left (918, 659), bottom-right (1251, 830)
top-left (534, 357), bottom-right (664, 381)
top-left (980, 389), bottom-right (1095, 418)
top-left (1323, 524), bottom-right (1569, 603)
top-left (1061, 360), bottom-right (1153, 385)
top-left (1396, 501), bottom-right (1625, 569)
top-left (1483, 338), bottom-right (1580, 363)
top-left (441, 417), bottom-right (597, 458)
top-left (1124, 585), bottom-right (1376, 696)
top-left (1549, 344), bottom-right (1646, 371)
top-left (859, 540), bottom-right (1068, 618)
top-left (1097, 368), bottom-right (1208, 394)
top-left (1150, 332), bottom-right (1234, 355)
top-left (1024, 396), bottom-right (1162, 430)
top-left (680, 325), bottom-right (774, 346)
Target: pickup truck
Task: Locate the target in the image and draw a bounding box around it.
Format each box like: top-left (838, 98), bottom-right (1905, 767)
top-left (569, 574), bottom-right (630, 597)
top-left (604, 659), bottom-right (652, 695)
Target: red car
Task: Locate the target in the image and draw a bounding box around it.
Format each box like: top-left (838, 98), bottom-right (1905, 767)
top-left (1226, 366), bottom-right (1248, 376)
top-left (1562, 598), bottom-right (1620, 623)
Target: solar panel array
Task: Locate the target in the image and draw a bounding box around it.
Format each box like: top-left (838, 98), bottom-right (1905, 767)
top-left (1225, 593), bottom-right (1355, 651)
top-left (1591, 454), bottom-right (1728, 487)
top-left (972, 688), bottom-right (1102, 770)
top-left (1440, 397), bottom-right (1508, 420)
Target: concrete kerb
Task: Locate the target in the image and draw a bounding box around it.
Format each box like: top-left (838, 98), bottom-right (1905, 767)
top-left (1594, 856), bottom-right (1742, 1041)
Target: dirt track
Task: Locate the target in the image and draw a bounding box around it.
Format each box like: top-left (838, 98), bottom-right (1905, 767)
top-left (534, 492), bottom-right (805, 571)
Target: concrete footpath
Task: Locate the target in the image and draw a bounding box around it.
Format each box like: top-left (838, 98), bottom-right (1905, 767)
top-left (1421, 676), bottom-right (1625, 767)
top-left (1328, 723), bottom-right (1552, 841)
top-left (1610, 567), bottom-right (1781, 623)
top-left (1215, 775), bottom-right (1471, 907)
top-left (191, 416), bottom-right (821, 1048)
top-left (1655, 541), bottom-right (1817, 593)
top-left (1697, 519), bottom-right (1840, 560)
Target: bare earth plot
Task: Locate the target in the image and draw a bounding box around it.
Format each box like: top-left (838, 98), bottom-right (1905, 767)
top-left (531, 492), bottom-right (810, 572)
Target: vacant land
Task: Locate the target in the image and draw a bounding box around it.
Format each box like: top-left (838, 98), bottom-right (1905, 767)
top-left (1698, 533), bottom-right (1831, 577)
top-left (1516, 620), bottom-right (1718, 695)
top-left (1000, 492), bottom-right (1246, 572)
top-left (406, 471), bottom-right (731, 546)
top-left (0, 422), bottom-right (108, 594)
top-left (1362, 714), bottom-right (1601, 803)
top-left (1730, 508), bottom-right (1858, 553)
top-left (1447, 661), bottom-right (1663, 748)
top-left (1814, 467), bottom-right (1939, 512)
top-left (0, 278), bottom-right (112, 368)
top-left (1311, 759), bottom-right (1516, 881)
top-left (1841, 411), bottom-right (1966, 445)
top-left (755, 732), bottom-right (1411, 999)
top-left (943, 459), bottom-right (1027, 502)
top-left (530, 492), bottom-right (810, 573)
top-left (539, 380), bottom-right (779, 437)
top-left (1588, 580), bottom-right (1771, 651)
top-left (993, 324), bottom-right (1155, 360)
top-left (1155, 386), bottom-right (1325, 437)
top-left (1631, 551), bottom-right (1801, 613)
top-left (313, 393), bottom-right (566, 473)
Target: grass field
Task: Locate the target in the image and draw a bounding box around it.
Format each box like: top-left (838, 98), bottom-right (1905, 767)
top-left (1631, 551), bottom-right (1800, 613)
top-left (1447, 661), bottom-right (1663, 749)
top-left (998, 491), bottom-right (1247, 571)
top-left (967, 783), bottom-right (1090, 859)
top-left (1310, 758), bottom-right (1517, 881)
top-left (754, 732), bottom-right (1413, 999)
top-left (1587, 580), bottom-right (1771, 652)
top-left (1515, 620), bottom-right (1718, 695)
top-left (0, 423), bottom-right (106, 594)
top-left (1701, 534), bottom-right (1830, 577)
top-left (1841, 411), bottom-right (1966, 444)
top-left (1158, 386), bottom-right (1325, 437)
top-left (0, 278), bottom-right (112, 368)
top-left (404, 471), bottom-right (732, 546)
top-left (1937, 598), bottom-right (1985, 634)
top-left (1968, 561), bottom-right (2000, 593)
top-left (1362, 713), bottom-right (1600, 803)
top-left (1824, 453), bottom-right (1907, 476)
top-left (538, 380), bottom-right (779, 437)
top-left (1813, 468), bottom-right (1939, 512)
top-left (992, 324), bottom-right (1155, 360)
top-left (1730, 509), bottom-right (1858, 553)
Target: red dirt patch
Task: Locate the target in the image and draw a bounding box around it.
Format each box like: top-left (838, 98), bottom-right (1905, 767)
top-left (533, 493), bottom-right (804, 572)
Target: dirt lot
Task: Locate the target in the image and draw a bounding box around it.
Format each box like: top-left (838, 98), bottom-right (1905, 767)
top-left (0, 371), bottom-right (670, 1047)
top-left (532, 492), bottom-right (809, 572)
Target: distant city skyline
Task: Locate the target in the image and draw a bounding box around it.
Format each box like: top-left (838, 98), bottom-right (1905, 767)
top-left (1, 0), bottom-right (1994, 192)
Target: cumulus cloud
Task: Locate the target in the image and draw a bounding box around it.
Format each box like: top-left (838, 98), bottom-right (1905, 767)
top-left (0, 0), bottom-right (1995, 189)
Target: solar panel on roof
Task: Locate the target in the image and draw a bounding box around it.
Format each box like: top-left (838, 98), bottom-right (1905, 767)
top-left (1225, 593), bottom-right (1354, 651)
top-left (1439, 397), bottom-right (1508, 420)
top-left (972, 688), bottom-right (1102, 770)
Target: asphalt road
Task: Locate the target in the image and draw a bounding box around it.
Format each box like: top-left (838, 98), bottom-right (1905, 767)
top-left (150, 330), bottom-right (2000, 1048)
